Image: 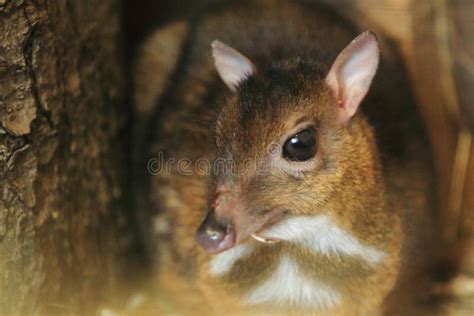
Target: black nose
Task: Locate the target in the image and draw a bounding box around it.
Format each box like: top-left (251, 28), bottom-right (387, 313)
top-left (195, 209), bottom-right (235, 253)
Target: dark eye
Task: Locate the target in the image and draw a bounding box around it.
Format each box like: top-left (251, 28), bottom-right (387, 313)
top-left (283, 128), bottom-right (318, 161)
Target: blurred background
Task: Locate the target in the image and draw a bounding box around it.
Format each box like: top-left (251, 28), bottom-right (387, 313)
top-left (125, 0), bottom-right (474, 313)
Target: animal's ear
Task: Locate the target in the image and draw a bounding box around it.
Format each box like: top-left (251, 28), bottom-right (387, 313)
top-left (212, 40), bottom-right (256, 92)
top-left (325, 31), bottom-right (380, 124)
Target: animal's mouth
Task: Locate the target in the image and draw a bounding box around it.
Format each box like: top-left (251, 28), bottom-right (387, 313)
top-left (250, 233), bottom-right (280, 244)
top-left (247, 209), bottom-right (288, 244)
top-left (196, 206), bottom-right (288, 253)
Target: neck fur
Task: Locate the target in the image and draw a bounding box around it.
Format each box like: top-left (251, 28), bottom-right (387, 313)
top-left (207, 214), bottom-right (387, 310)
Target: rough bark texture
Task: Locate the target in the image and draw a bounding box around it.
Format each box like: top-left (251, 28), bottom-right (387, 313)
top-left (0, 0), bottom-right (133, 314)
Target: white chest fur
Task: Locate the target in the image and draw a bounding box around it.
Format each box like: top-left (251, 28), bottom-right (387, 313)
top-left (207, 214), bottom-right (386, 309)
top-left (244, 256), bottom-right (341, 310)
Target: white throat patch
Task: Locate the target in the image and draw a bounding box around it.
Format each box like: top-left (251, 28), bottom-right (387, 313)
top-left (245, 256), bottom-right (341, 310)
top-left (260, 215), bottom-right (386, 265)
top-left (209, 244), bottom-right (255, 277)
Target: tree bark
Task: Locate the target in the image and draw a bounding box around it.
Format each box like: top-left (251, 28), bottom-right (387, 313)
top-left (0, 1), bottom-right (133, 314)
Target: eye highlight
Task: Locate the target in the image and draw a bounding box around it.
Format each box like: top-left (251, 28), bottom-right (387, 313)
top-left (282, 128), bottom-right (318, 162)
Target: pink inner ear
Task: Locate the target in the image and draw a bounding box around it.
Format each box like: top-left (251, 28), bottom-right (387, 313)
top-left (325, 32), bottom-right (380, 124)
top-left (212, 40), bottom-right (256, 92)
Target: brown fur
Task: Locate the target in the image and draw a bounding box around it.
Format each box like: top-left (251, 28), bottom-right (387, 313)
top-left (141, 0), bottom-right (436, 314)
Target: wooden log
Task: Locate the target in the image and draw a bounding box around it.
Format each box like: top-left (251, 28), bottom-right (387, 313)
top-left (0, 1), bottom-right (137, 314)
